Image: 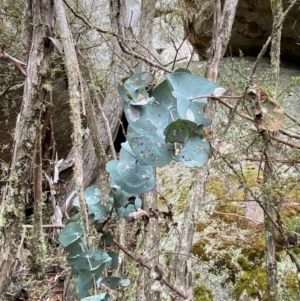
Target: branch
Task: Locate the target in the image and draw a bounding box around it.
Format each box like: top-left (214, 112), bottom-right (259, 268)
top-left (63, 0), bottom-right (172, 73)
top-left (0, 51), bottom-right (27, 76)
top-left (22, 224), bottom-right (64, 229)
top-left (112, 239), bottom-right (188, 299)
top-left (246, 157), bottom-right (300, 164)
top-left (77, 50), bottom-right (117, 161)
top-left (197, 94), bottom-right (300, 148)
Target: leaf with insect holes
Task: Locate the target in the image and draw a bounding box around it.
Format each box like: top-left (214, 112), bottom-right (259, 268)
top-left (127, 125), bottom-right (173, 167)
top-left (118, 72), bottom-right (155, 105)
top-left (164, 119), bottom-right (205, 143)
top-left (170, 136), bottom-right (211, 167)
top-left (145, 79), bottom-right (180, 138)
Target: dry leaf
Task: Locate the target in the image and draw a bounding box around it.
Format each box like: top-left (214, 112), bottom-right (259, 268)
top-left (245, 85), bottom-right (285, 131)
top-left (129, 208), bottom-right (149, 220)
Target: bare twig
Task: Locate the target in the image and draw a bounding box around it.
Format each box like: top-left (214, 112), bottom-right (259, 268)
top-left (246, 157), bottom-right (300, 164)
top-left (63, 0), bottom-right (172, 73)
top-left (22, 224), bottom-right (64, 229)
top-left (0, 51), bottom-right (27, 76)
top-left (112, 239), bottom-right (188, 299)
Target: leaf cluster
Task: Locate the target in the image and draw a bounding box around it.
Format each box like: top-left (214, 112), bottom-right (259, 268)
top-left (59, 69), bottom-right (223, 299)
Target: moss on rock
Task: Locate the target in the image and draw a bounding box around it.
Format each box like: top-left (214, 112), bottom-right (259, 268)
top-left (193, 284), bottom-right (214, 301)
top-left (232, 266), bottom-right (267, 300)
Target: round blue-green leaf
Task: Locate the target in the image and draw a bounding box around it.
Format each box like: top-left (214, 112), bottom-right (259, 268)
top-left (167, 73), bottom-right (220, 125)
top-left (134, 197), bottom-right (142, 208)
top-left (107, 251), bottom-right (119, 270)
top-left (123, 72), bottom-right (155, 105)
top-left (76, 272), bottom-right (94, 299)
top-left (81, 293), bottom-right (110, 301)
top-left (107, 162), bottom-right (155, 194)
top-left (123, 175), bottom-right (156, 194)
top-left (119, 276), bottom-right (131, 287)
top-left (102, 277), bottom-right (120, 290)
top-left (59, 222), bottom-right (85, 247)
top-left (127, 126), bottom-right (173, 167)
top-left (170, 136), bottom-right (210, 167)
top-left (125, 72), bottom-right (153, 94)
top-left (174, 67), bottom-right (192, 73)
top-left (84, 185), bottom-right (101, 206)
top-left (124, 104), bottom-right (157, 136)
top-left (145, 80), bottom-right (180, 138)
top-left (119, 141), bottom-right (137, 162)
top-left (116, 199), bottom-right (142, 220)
top-left (117, 84), bottom-right (132, 103)
top-left (70, 248), bottom-right (111, 273)
top-left (164, 119), bottom-right (205, 143)
top-left (110, 186), bottom-right (131, 208)
top-left (101, 232), bottom-right (113, 246)
top-left (66, 239), bottom-right (88, 257)
top-left (117, 160), bottom-right (153, 188)
top-left (67, 212), bottom-right (82, 223)
top-left (87, 201), bottom-right (108, 221)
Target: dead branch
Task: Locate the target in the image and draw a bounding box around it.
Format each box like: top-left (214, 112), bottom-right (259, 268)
top-left (246, 157), bottom-right (300, 164)
top-left (112, 239), bottom-right (188, 299)
top-left (0, 51), bottom-right (27, 76)
top-left (63, 0), bottom-right (172, 73)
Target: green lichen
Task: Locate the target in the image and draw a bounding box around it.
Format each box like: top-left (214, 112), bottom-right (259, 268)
top-left (278, 270), bottom-right (298, 301)
top-left (233, 266), bottom-right (267, 300)
top-left (157, 163), bottom-right (193, 213)
top-left (193, 284), bottom-right (214, 301)
top-left (206, 176), bottom-right (228, 200)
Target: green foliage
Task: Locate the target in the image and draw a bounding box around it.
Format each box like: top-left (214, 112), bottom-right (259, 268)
top-left (233, 267), bottom-right (267, 300)
top-left (110, 70), bottom-right (223, 191)
top-left (60, 70), bottom-right (223, 299)
top-left (59, 186), bottom-right (131, 300)
top-left (193, 284), bottom-right (214, 301)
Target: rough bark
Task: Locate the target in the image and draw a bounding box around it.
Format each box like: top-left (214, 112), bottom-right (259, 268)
top-left (0, 0), bottom-right (54, 290)
top-left (136, 0), bottom-right (160, 300)
top-left (206, 0), bottom-right (239, 82)
top-left (263, 1), bottom-right (283, 299)
top-left (54, 0), bottom-right (90, 239)
top-left (261, 142), bottom-right (278, 301)
top-left (270, 0), bottom-right (283, 97)
top-left (175, 0), bottom-right (238, 294)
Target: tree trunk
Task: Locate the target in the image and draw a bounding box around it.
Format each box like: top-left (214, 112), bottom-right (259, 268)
top-left (175, 0), bottom-right (238, 294)
top-left (135, 0), bottom-right (160, 300)
top-left (0, 0), bottom-right (54, 289)
top-left (55, 0), bottom-right (90, 240)
top-left (270, 0), bottom-right (283, 97)
top-left (263, 1), bottom-right (283, 299)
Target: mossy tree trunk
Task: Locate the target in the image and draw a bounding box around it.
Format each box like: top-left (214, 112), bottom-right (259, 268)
top-left (263, 1), bottom-right (283, 299)
top-left (137, 1), bottom-right (160, 300)
top-left (175, 0), bottom-right (238, 294)
top-left (0, 0), bottom-right (54, 290)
